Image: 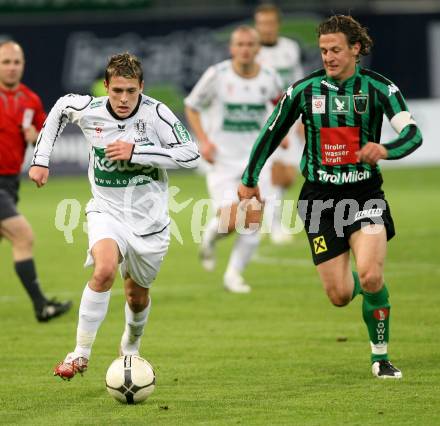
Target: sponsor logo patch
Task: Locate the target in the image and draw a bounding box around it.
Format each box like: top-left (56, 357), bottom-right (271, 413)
top-left (388, 83), bottom-right (399, 97)
top-left (354, 208), bottom-right (383, 222)
top-left (313, 235), bottom-right (327, 254)
top-left (321, 80), bottom-right (339, 91)
top-left (94, 127), bottom-right (104, 139)
top-left (92, 147), bottom-right (159, 187)
top-left (173, 121), bottom-right (191, 143)
top-left (320, 126), bottom-right (359, 165)
top-left (374, 308), bottom-right (389, 321)
top-left (312, 95), bottom-right (326, 114)
top-left (90, 100), bottom-right (103, 109)
top-left (331, 96), bottom-right (350, 114)
top-left (317, 169), bottom-right (371, 184)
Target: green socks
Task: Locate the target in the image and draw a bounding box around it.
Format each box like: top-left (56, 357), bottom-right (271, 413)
top-left (362, 285), bottom-right (390, 362)
top-left (351, 271), bottom-right (362, 300)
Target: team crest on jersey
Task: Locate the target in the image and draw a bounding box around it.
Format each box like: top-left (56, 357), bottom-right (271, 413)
top-left (312, 95), bottom-right (326, 114)
top-left (353, 94), bottom-right (369, 114)
top-left (331, 96), bottom-right (350, 114)
top-left (134, 119), bottom-right (147, 136)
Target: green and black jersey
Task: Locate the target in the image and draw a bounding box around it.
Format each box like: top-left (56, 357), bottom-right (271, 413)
top-left (242, 66), bottom-right (423, 187)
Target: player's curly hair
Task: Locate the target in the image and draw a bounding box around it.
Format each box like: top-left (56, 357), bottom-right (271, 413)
top-left (105, 52), bottom-right (143, 83)
top-left (318, 15), bottom-right (373, 59)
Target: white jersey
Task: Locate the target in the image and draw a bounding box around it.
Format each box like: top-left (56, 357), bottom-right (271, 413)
top-left (32, 94), bottom-right (199, 236)
top-left (256, 36), bottom-right (304, 90)
top-left (184, 59), bottom-right (283, 171)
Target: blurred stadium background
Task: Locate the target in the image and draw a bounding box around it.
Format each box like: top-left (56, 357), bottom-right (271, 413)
top-left (0, 0), bottom-right (439, 172)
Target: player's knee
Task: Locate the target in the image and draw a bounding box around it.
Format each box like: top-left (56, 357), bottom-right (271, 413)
top-left (327, 289), bottom-right (351, 307)
top-left (126, 292), bottom-right (148, 312)
top-left (13, 229), bottom-right (34, 251)
top-left (92, 264), bottom-right (117, 288)
top-left (358, 269), bottom-right (383, 292)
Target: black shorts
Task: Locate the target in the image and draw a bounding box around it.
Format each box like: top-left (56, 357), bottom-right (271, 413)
top-left (0, 175), bottom-right (20, 221)
top-left (298, 176), bottom-right (395, 265)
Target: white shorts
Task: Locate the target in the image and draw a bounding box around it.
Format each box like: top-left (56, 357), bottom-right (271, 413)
top-left (270, 124), bottom-right (303, 166)
top-left (85, 212), bottom-right (170, 288)
top-left (206, 164), bottom-right (273, 210)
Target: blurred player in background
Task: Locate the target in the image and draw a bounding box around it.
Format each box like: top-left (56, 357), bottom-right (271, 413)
top-left (254, 4), bottom-right (305, 244)
top-left (239, 15), bottom-right (423, 378)
top-left (185, 26), bottom-right (283, 293)
top-left (0, 40), bottom-right (72, 322)
top-left (29, 53), bottom-right (199, 379)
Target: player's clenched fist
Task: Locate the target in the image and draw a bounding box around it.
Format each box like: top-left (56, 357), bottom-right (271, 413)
top-left (29, 165), bottom-right (49, 188)
top-left (356, 142), bottom-right (388, 166)
top-left (105, 140), bottom-right (134, 161)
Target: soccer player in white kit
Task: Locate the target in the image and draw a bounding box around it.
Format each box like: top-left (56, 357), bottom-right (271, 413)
top-left (184, 26), bottom-right (283, 293)
top-left (29, 53), bottom-right (200, 379)
top-left (255, 4), bottom-right (305, 244)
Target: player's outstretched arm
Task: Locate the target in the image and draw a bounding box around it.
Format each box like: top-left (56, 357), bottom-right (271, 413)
top-left (31, 94), bottom-right (92, 168)
top-left (185, 106), bottom-right (216, 164)
top-left (29, 165), bottom-right (49, 188)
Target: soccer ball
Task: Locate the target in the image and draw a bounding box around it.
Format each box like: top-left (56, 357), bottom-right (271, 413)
top-left (105, 355), bottom-right (155, 404)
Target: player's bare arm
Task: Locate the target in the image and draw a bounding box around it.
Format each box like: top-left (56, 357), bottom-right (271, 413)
top-left (29, 165), bottom-right (49, 188)
top-left (184, 105), bottom-right (216, 164)
top-left (105, 140), bottom-right (134, 161)
top-left (279, 136), bottom-right (289, 149)
top-left (356, 142), bottom-right (388, 165)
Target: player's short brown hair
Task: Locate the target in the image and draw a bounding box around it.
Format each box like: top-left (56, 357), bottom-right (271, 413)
top-left (104, 52), bottom-right (143, 84)
top-left (254, 3), bottom-right (281, 21)
top-left (230, 25), bottom-right (260, 44)
top-left (318, 15), bottom-right (373, 58)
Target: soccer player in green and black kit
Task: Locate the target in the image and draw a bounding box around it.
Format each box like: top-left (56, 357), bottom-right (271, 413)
top-left (238, 15), bottom-right (422, 379)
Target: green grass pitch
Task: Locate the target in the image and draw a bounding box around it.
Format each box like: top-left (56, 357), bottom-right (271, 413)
top-left (0, 167), bottom-right (439, 425)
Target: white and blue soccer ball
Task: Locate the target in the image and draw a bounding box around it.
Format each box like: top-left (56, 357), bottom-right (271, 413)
top-left (106, 355), bottom-right (155, 404)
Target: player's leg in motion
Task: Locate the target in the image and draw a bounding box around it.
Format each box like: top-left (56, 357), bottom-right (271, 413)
top-left (350, 226), bottom-right (402, 379)
top-left (54, 238), bottom-right (119, 380)
top-left (223, 202), bottom-right (262, 293)
top-left (199, 213), bottom-right (228, 272)
top-left (120, 277), bottom-right (150, 356)
top-left (0, 214), bottom-right (71, 321)
top-left (269, 161), bottom-right (296, 244)
top-left (201, 195), bottom-right (262, 293)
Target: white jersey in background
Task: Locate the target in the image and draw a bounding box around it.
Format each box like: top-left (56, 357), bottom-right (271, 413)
top-left (32, 94), bottom-right (199, 235)
top-left (257, 36), bottom-right (304, 165)
top-left (256, 36), bottom-right (304, 90)
top-left (184, 59), bottom-right (283, 172)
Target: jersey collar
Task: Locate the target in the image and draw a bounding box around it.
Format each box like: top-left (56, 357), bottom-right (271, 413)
top-left (326, 65), bottom-right (361, 90)
top-left (106, 94), bottom-right (142, 121)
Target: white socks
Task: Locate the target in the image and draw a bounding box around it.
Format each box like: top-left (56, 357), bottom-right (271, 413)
top-left (270, 186), bottom-right (285, 234)
top-left (120, 299), bottom-right (151, 356)
top-left (202, 216), bottom-right (228, 246)
top-left (226, 231), bottom-right (261, 275)
top-left (74, 284), bottom-right (111, 359)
